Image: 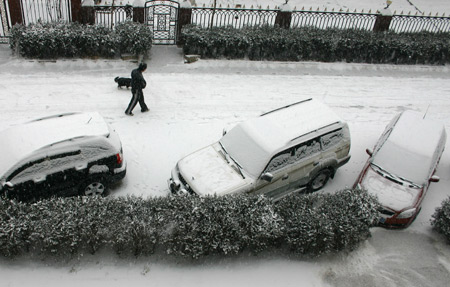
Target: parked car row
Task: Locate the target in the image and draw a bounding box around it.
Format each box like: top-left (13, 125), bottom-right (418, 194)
top-left (0, 99), bottom-right (446, 229)
top-left (169, 99), bottom-right (447, 229)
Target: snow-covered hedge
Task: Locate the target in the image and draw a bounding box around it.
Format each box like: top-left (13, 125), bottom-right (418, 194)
top-left (181, 25), bottom-right (450, 65)
top-left (0, 189), bottom-right (379, 259)
top-left (9, 21), bottom-right (152, 59)
top-left (431, 197), bottom-right (450, 242)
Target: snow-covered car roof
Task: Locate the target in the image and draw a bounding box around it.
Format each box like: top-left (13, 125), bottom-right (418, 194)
top-left (0, 112), bottom-right (110, 179)
top-left (373, 110), bottom-right (447, 184)
top-left (220, 98), bottom-right (345, 176)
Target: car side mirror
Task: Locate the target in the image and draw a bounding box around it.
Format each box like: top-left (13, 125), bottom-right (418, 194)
top-left (1, 181), bottom-right (14, 191)
top-left (366, 148), bottom-right (373, 156)
top-left (261, 172), bottom-right (273, 182)
top-left (430, 175), bottom-right (440, 183)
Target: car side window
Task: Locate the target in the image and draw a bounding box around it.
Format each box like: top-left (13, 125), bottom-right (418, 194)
top-left (264, 138), bottom-right (321, 173)
top-left (264, 149), bottom-right (294, 173)
top-left (294, 138), bottom-right (321, 161)
top-left (8, 151), bottom-right (82, 183)
top-left (9, 159), bottom-right (50, 184)
top-left (321, 129), bottom-right (344, 150)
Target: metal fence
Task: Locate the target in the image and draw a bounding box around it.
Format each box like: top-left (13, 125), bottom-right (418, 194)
top-left (191, 7), bottom-right (278, 28)
top-left (94, 5), bottom-right (133, 28)
top-left (1, 0), bottom-right (10, 43)
top-left (20, 0), bottom-right (72, 25)
top-left (291, 10), bottom-right (378, 30)
top-left (390, 14), bottom-right (450, 33)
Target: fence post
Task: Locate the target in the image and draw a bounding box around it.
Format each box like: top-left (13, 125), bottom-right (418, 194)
top-left (373, 8), bottom-right (393, 32)
top-left (177, 0), bottom-right (192, 45)
top-left (71, 0), bottom-right (82, 23)
top-left (81, 0), bottom-right (96, 25)
top-left (7, 0), bottom-right (23, 25)
top-left (133, 0), bottom-right (145, 23)
top-left (275, 3), bottom-right (292, 29)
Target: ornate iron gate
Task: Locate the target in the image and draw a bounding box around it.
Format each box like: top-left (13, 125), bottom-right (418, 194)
top-left (145, 0), bottom-right (179, 45)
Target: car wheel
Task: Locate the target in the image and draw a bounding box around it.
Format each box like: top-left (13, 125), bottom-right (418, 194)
top-left (79, 177), bottom-right (108, 196)
top-left (308, 169), bottom-right (331, 192)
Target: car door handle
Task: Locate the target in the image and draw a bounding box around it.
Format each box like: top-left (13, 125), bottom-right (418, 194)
top-left (313, 161), bottom-right (320, 166)
top-left (282, 174), bottom-right (289, 180)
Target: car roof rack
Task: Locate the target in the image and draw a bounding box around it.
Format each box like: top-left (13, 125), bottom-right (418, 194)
top-left (260, 98), bottom-right (312, 117)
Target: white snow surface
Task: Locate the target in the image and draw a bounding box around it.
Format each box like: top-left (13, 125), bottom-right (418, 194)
top-left (1, 41), bottom-right (450, 285)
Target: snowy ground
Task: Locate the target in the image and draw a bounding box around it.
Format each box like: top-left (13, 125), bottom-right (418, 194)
top-left (1, 43), bottom-right (450, 286)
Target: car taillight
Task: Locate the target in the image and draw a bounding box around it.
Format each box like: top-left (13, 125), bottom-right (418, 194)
top-left (116, 152), bottom-right (123, 165)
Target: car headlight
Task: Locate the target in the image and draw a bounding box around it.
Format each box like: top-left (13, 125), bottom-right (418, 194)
top-left (397, 208), bottom-right (417, 219)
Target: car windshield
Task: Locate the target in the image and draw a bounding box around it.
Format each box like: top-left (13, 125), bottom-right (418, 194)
top-left (370, 163), bottom-right (422, 188)
top-left (219, 124), bottom-right (270, 178)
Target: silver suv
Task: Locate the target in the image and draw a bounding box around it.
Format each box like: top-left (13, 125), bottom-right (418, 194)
top-left (169, 99), bottom-right (351, 201)
top-left (0, 112), bottom-right (126, 202)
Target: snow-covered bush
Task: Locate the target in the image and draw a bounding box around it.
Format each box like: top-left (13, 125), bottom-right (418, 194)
top-left (275, 189), bottom-right (380, 256)
top-left (9, 21), bottom-right (152, 59)
top-left (431, 197), bottom-right (450, 242)
top-left (115, 20), bottom-right (153, 57)
top-left (182, 25), bottom-right (450, 65)
top-left (0, 189), bottom-right (379, 260)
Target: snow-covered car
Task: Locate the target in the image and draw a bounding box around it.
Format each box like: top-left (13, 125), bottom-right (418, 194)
top-left (355, 110), bottom-right (446, 228)
top-left (169, 98), bottom-right (351, 201)
top-left (0, 112), bottom-right (126, 202)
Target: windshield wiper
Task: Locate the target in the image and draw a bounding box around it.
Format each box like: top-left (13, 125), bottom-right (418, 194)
top-left (219, 142), bottom-right (245, 179)
top-left (229, 155), bottom-right (245, 179)
top-left (371, 163), bottom-right (420, 188)
top-left (219, 141), bottom-right (230, 164)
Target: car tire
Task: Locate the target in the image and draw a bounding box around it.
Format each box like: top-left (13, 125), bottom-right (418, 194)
top-left (79, 176), bottom-right (108, 196)
top-left (308, 169), bottom-right (331, 192)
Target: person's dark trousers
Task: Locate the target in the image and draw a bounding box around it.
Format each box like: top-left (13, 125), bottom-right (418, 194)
top-left (125, 89), bottom-right (148, 114)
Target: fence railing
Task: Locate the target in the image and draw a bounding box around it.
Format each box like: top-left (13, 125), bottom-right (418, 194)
top-left (2, 0), bottom-right (450, 45)
top-left (290, 10), bottom-right (378, 30)
top-left (0, 0), bottom-right (10, 43)
top-left (191, 7), bottom-right (278, 28)
top-left (94, 5), bottom-right (133, 28)
top-left (390, 14), bottom-right (450, 33)
top-left (20, 0), bottom-right (72, 25)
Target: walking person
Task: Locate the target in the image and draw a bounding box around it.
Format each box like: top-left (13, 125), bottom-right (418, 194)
top-left (125, 62), bottom-right (149, 116)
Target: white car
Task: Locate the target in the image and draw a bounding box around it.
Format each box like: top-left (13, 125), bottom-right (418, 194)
top-left (0, 112), bottom-right (126, 202)
top-left (355, 110), bottom-right (446, 228)
top-left (169, 99), bottom-right (351, 201)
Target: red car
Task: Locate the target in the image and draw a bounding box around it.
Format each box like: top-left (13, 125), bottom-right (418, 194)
top-left (355, 110), bottom-right (446, 228)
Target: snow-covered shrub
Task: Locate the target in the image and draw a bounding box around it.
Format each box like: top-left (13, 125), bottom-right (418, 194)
top-left (431, 197), bottom-right (450, 242)
top-left (0, 189), bottom-right (378, 260)
top-left (9, 21), bottom-right (152, 59)
top-left (0, 199), bottom-right (32, 258)
top-left (115, 20), bottom-right (153, 57)
top-left (182, 25), bottom-right (450, 64)
top-left (275, 189), bottom-right (379, 256)
top-left (158, 194), bottom-right (283, 259)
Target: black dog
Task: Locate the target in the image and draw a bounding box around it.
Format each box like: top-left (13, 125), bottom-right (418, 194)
top-left (114, 76), bottom-right (131, 89)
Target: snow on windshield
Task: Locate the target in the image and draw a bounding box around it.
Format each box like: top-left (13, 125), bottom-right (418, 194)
top-left (373, 111), bottom-right (446, 184)
top-left (219, 123), bottom-right (270, 178)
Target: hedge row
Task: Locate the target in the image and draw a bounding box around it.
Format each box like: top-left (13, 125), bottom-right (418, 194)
top-left (9, 21), bottom-right (152, 59)
top-left (181, 25), bottom-right (450, 65)
top-left (0, 189), bottom-right (379, 260)
top-left (431, 197), bottom-right (450, 242)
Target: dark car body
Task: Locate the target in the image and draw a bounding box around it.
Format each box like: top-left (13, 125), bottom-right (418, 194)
top-left (0, 112), bottom-right (126, 202)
